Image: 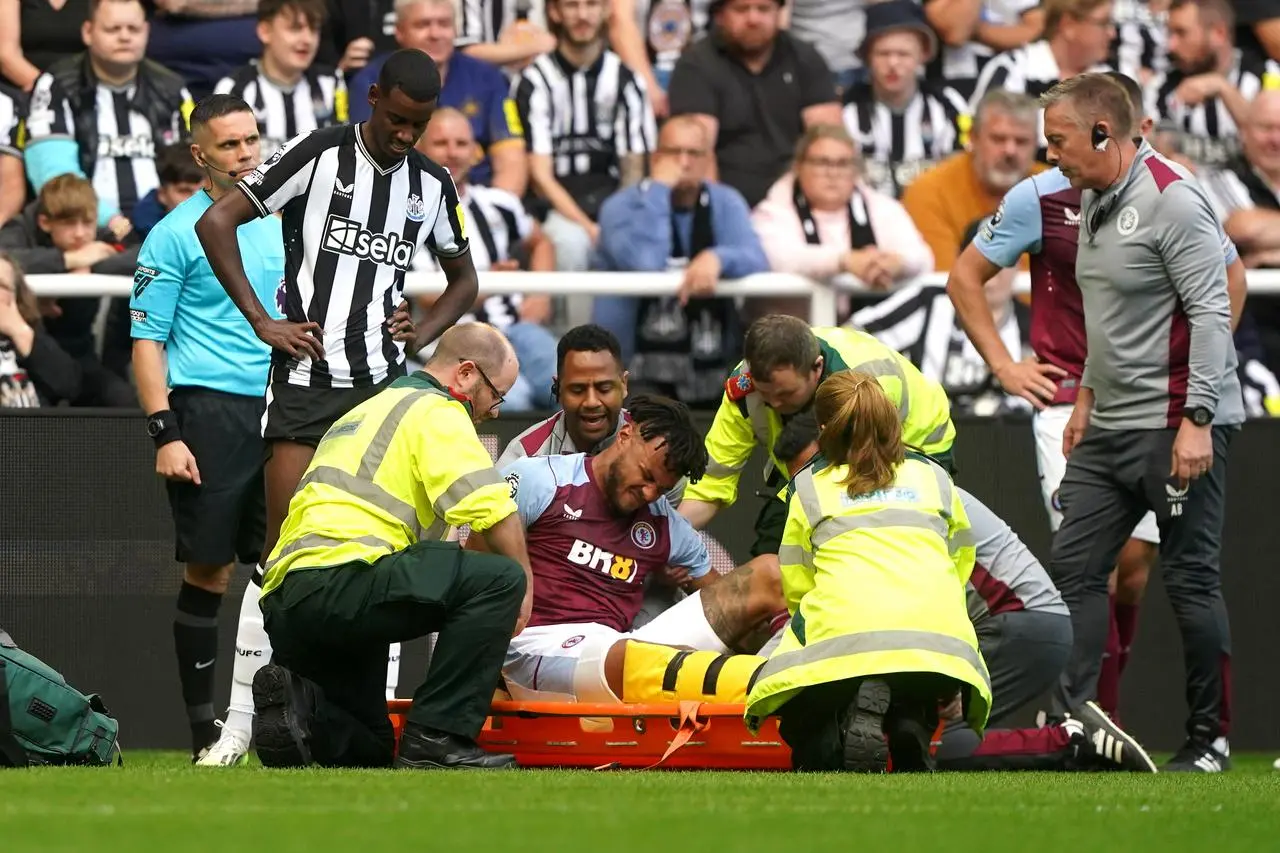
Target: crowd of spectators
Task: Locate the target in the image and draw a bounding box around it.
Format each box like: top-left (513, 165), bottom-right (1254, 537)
top-left (0, 0), bottom-right (1278, 416)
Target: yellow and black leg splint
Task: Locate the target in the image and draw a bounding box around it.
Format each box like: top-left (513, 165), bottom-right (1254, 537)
top-left (621, 641), bottom-right (767, 705)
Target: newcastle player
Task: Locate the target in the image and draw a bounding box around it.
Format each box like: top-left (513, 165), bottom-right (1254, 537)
top-left (195, 48), bottom-right (480, 748)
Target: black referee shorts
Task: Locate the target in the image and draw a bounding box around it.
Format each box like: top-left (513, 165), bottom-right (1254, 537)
top-left (167, 387), bottom-right (266, 567)
top-left (261, 372), bottom-right (402, 447)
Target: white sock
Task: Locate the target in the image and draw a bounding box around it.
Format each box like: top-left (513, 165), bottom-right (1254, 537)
top-left (226, 570), bottom-right (272, 736)
top-left (386, 642), bottom-right (402, 700)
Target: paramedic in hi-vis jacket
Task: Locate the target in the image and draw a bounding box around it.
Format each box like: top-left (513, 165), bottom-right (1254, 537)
top-left (676, 314), bottom-right (956, 553)
top-left (744, 370), bottom-right (991, 774)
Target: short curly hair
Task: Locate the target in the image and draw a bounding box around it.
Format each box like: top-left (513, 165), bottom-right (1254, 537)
top-left (627, 394), bottom-right (709, 484)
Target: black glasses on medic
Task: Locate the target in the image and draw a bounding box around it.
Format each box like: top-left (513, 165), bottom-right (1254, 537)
top-left (460, 358), bottom-right (504, 410)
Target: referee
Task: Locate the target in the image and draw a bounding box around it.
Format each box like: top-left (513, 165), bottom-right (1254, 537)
top-left (130, 94), bottom-right (279, 766)
top-left (1040, 73), bottom-right (1242, 773)
top-left (195, 49), bottom-right (479, 632)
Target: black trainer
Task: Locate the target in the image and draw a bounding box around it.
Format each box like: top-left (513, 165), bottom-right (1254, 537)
top-left (252, 664), bottom-right (315, 768)
top-left (1164, 738), bottom-right (1231, 773)
top-left (396, 724), bottom-right (517, 770)
top-left (1067, 701), bottom-right (1158, 773)
top-left (841, 679), bottom-right (891, 773)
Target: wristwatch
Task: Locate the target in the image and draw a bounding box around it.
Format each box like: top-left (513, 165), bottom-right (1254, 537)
top-left (146, 410), bottom-right (181, 447)
top-left (146, 412), bottom-right (172, 438)
top-left (1183, 405), bottom-right (1214, 427)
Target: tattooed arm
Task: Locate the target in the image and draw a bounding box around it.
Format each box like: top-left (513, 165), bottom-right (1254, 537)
top-left (657, 564), bottom-right (720, 592)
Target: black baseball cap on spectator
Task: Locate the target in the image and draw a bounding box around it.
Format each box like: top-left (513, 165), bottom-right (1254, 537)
top-left (858, 0), bottom-right (938, 62)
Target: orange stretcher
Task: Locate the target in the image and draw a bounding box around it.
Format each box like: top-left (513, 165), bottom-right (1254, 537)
top-left (387, 699), bottom-right (794, 770)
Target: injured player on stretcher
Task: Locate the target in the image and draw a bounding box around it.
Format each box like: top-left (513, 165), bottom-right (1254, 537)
top-left (476, 389), bottom-right (1158, 772)
top-left (475, 394), bottom-right (782, 705)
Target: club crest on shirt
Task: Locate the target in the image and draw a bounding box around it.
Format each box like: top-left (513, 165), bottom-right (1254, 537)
top-left (631, 521), bottom-right (656, 550)
top-left (406, 193), bottom-right (426, 223)
top-left (1117, 206), bottom-right (1140, 236)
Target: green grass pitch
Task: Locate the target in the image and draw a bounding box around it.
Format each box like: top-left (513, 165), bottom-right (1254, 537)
top-left (4, 752), bottom-right (1280, 851)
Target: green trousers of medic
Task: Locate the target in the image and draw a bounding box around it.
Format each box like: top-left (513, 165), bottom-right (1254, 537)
top-left (260, 540), bottom-right (525, 768)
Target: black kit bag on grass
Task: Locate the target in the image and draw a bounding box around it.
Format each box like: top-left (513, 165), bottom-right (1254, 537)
top-left (0, 629), bottom-right (121, 767)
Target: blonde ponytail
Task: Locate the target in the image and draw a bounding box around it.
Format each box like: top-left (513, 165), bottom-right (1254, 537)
top-left (814, 371), bottom-right (904, 499)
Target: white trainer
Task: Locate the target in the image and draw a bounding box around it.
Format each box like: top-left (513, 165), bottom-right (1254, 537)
top-left (194, 721), bottom-right (251, 767)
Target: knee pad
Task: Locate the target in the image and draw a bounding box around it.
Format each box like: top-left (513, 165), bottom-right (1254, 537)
top-left (621, 641), bottom-right (766, 705)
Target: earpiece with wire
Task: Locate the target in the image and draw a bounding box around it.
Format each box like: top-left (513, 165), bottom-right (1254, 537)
top-left (1085, 122), bottom-right (1125, 241)
top-left (1092, 123), bottom-right (1109, 152)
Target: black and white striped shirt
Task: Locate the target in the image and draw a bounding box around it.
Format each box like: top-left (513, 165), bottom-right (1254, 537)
top-left (457, 0), bottom-right (546, 47)
top-left (922, 0), bottom-right (1046, 98)
top-left (24, 76), bottom-right (191, 218)
top-left (239, 124), bottom-right (469, 389)
top-left (514, 49), bottom-right (656, 203)
top-left (1110, 0), bottom-right (1167, 82)
top-left (214, 63), bottom-right (348, 160)
top-left (970, 41), bottom-right (1110, 157)
top-left (850, 282), bottom-right (1031, 416)
top-left (1201, 160), bottom-right (1279, 220)
top-left (1146, 50), bottom-right (1280, 169)
top-left (842, 82), bottom-right (968, 199)
top-left (414, 183), bottom-right (532, 330)
top-left (920, 0), bottom-right (1036, 100)
top-left (0, 83), bottom-right (20, 158)
top-left (1241, 357), bottom-right (1280, 418)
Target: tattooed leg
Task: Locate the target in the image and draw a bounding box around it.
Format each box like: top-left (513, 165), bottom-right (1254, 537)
top-left (735, 616), bottom-right (780, 655)
top-left (700, 555), bottom-right (786, 651)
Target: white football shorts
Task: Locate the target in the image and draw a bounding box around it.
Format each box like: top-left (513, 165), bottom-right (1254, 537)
top-left (1033, 404), bottom-right (1159, 544)
top-left (502, 591), bottom-right (729, 703)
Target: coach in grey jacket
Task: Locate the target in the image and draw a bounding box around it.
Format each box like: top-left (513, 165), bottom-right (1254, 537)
top-left (1040, 73), bottom-right (1242, 774)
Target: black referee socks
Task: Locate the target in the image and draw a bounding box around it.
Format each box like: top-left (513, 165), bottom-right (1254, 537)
top-left (174, 581), bottom-right (223, 758)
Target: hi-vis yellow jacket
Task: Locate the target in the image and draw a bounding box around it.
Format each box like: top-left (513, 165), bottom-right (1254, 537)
top-left (683, 326), bottom-right (956, 507)
top-left (744, 451), bottom-right (992, 734)
top-left (261, 373), bottom-right (516, 597)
